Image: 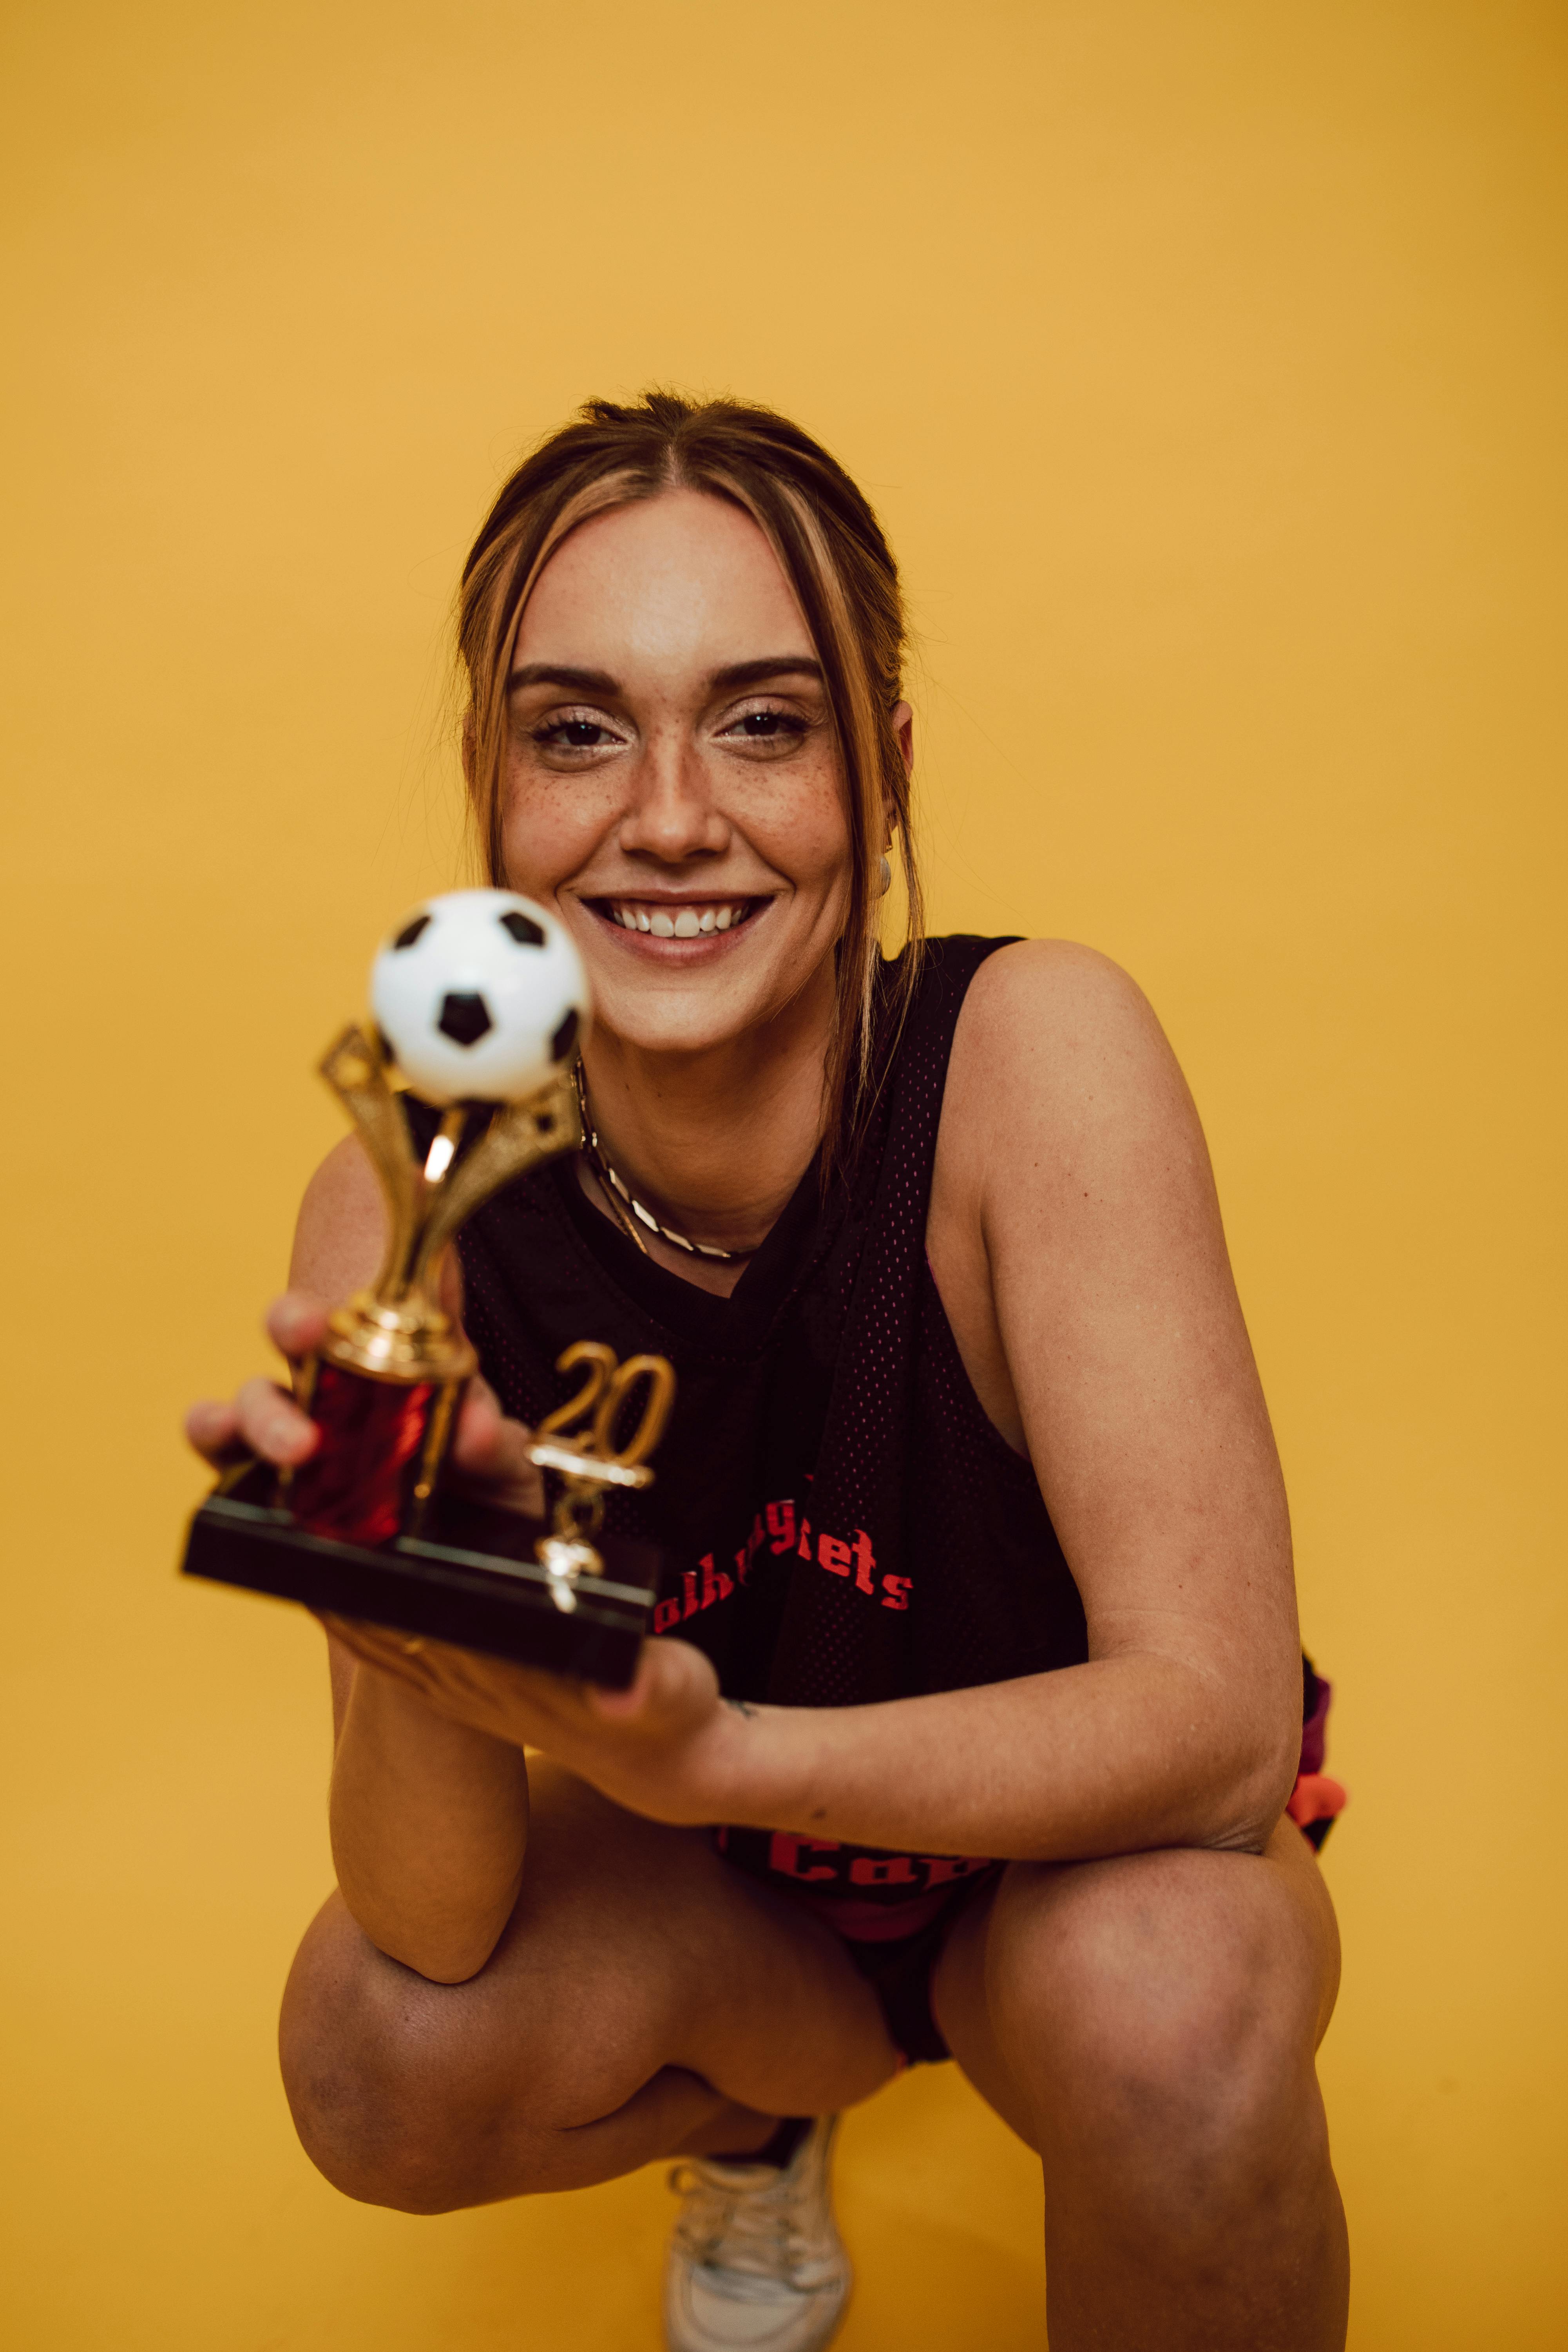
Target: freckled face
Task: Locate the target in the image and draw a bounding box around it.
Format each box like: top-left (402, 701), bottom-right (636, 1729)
top-left (498, 490), bottom-right (852, 1059)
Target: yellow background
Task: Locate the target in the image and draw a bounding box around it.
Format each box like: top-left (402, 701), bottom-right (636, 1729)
top-left (3, 2), bottom-right (1564, 2345)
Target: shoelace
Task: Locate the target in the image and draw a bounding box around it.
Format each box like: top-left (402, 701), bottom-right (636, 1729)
top-left (667, 2162), bottom-right (823, 2285)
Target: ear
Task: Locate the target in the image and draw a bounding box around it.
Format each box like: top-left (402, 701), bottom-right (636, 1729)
top-left (883, 701), bottom-right (914, 845)
top-left (891, 699), bottom-right (914, 789)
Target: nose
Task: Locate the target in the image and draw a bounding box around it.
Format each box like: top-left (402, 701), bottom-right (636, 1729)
top-left (616, 732), bottom-right (730, 866)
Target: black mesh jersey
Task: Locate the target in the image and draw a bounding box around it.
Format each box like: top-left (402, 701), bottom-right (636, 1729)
top-left (451, 935), bottom-right (1088, 1921)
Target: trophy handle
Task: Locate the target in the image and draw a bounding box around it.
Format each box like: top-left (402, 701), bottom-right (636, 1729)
top-left (315, 1033), bottom-right (581, 1309)
top-left (317, 1026), bottom-right (424, 1299)
top-left (408, 1071), bottom-right (581, 1296)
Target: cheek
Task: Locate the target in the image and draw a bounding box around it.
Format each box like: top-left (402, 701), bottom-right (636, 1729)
top-left (497, 762), bottom-right (607, 896)
top-left (742, 761), bottom-right (854, 889)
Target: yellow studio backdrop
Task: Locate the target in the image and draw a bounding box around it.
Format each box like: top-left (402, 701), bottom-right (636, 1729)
top-left (2, 1), bottom-right (1563, 2344)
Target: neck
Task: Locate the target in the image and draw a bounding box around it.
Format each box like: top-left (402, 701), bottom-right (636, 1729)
top-left (579, 960), bottom-right (835, 1274)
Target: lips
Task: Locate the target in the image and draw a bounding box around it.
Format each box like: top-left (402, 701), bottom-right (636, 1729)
top-left (596, 898), bottom-right (757, 939)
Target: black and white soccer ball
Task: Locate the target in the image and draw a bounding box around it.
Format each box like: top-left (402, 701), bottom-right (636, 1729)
top-left (370, 889), bottom-right (589, 1106)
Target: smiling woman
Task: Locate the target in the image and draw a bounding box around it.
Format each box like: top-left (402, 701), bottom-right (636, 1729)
top-left (457, 396), bottom-right (922, 1173)
top-left (186, 391), bottom-right (1347, 2352)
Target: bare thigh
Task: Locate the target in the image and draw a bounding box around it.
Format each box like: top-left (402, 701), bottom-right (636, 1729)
top-left (281, 1757), bottom-right (902, 2212)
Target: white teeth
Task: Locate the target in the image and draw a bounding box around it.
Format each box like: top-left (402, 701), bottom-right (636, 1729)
top-left (609, 900), bottom-right (747, 934)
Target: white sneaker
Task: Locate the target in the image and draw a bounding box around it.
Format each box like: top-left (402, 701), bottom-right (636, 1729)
top-left (663, 2115), bottom-right (852, 2352)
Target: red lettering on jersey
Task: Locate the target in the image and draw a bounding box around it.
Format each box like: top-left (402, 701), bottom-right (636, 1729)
top-left (818, 1532), bottom-right (852, 1578)
top-left (766, 1501), bottom-right (795, 1553)
top-left (880, 1575), bottom-right (913, 1611)
top-left (852, 1529), bottom-right (876, 1594)
top-left (920, 1855), bottom-right (990, 1887)
top-left (653, 1598), bottom-right (682, 1634)
top-left (700, 1554), bottom-right (734, 1608)
top-left (849, 1854), bottom-right (919, 1887)
top-left (770, 1832), bottom-right (840, 1881)
top-left (682, 1570), bottom-right (700, 1619)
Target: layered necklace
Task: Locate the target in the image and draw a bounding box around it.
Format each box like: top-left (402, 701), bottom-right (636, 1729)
top-left (573, 1062), bottom-right (755, 1264)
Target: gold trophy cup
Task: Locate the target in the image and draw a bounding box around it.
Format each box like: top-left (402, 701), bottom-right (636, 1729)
top-left (181, 890), bottom-right (674, 1685)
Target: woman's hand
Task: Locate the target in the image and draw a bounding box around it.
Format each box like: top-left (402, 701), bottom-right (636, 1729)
top-left (183, 1291), bottom-right (751, 1836)
top-left (319, 1615), bottom-right (749, 1831)
top-left (183, 1290), bottom-right (547, 1519)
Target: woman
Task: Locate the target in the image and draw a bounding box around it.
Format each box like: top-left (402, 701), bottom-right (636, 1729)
top-left (188, 394), bottom-right (1348, 2352)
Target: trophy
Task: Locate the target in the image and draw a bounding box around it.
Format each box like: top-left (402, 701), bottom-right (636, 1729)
top-left (181, 890), bottom-right (674, 1688)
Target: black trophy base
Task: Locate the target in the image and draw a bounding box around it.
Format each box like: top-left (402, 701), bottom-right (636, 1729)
top-left (181, 1463), bottom-right (659, 1687)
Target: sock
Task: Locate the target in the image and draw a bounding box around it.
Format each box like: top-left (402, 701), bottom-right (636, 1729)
top-left (711, 2114), bottom-right (813, 2171)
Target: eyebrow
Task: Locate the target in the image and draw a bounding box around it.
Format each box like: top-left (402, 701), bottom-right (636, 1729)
top-left (505, 656), bottom-right (824, 697)
top-left (506, 663), bottom-right (620, 696)
top-left (710, 657), bottom-right (824, 690)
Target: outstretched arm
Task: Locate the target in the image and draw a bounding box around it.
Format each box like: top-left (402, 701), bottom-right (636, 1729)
top-left (186, 1139), bottom-right (542, 1984)
top-left (342, 943), bottom-right (1303, 1864)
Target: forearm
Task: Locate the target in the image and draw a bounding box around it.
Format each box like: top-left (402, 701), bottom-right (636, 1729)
top-left (330, 1664), bottom-right (529, 1981)
top-left (707, 1651), bottom-right (1300, 1862)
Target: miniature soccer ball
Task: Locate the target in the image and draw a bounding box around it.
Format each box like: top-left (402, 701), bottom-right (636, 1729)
top-left (370, 889), bottom-right (589, 1106)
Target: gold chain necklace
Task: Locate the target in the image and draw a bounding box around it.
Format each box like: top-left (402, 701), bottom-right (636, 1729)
top-left (573, 1063), bottom-right (755, 1264)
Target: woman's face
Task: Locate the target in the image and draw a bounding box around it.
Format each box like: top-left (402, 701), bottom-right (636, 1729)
top-left (498, 489), bottom-right (876, 1061)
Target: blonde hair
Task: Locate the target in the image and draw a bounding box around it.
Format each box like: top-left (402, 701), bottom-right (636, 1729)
top-left (455, 392), bottom-right (923, 1162)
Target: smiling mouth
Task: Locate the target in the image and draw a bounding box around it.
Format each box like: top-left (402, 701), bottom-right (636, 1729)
top-left (588, 897), bottom-right (763, 940)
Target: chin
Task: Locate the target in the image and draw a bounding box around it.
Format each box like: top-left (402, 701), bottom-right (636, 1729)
top-left (596, 1006), bottom-right (759, 1059)
top-left (586, 972), bottom-right (776, 1059)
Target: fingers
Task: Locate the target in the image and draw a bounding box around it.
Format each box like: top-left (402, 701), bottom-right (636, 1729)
top-left (451, 1375), bottom-right (518, 1468)
top-left (590, 1635), bottom-right (719, 1731)
top-left (320, 1613), bottom-right (436, 1689)
top-left (451, 1374), bottom-right (505, 1462)
top-left (320, 1615), bottom-right (542, 1742)
top-left (185, 1383), bottom-right (314, 1469)
top-left (228, 1374), bottom-right (319, 1466)
top-left (184, 1397), bottom-right (243, 1466)
top-left (447, 1376), bottom-right (546, 1515)
top-left (186, 1294), bottom-right (330, 1468)
top-left (265, 1291), bottom-right (330, 1364)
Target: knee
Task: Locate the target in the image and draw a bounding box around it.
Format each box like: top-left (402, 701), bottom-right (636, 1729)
top-left (278, 1896), bottom-right (527, 2214)
top-left (989, 1854), bottom-right (1322, 2184)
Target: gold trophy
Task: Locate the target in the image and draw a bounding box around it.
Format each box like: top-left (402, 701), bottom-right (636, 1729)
top-left (181, 890), bottom-right (673, 1685)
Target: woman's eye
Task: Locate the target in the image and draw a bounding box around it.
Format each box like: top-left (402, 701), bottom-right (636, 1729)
top-left (534, 717), bottom-right (617, 750)
top-left (724, 709), bottom-right (809, 742)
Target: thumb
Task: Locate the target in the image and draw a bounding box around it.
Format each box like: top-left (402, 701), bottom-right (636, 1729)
top-left (590, 1636), bottom-right (717, 1732)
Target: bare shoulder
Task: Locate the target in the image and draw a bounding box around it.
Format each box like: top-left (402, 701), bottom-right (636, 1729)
top-left (957, 935), bottom-right (1157, 1028)
top-left (928, 941), bottom-right (1231, 1454)
top-left (288, 1133), bottom-right (388, 1302)
top-left (943, 939), bottom-right (1199, 1170)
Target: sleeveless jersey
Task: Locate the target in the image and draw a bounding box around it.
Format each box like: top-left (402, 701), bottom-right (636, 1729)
top-left (452, 936), bottom-right (1088, 1929)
